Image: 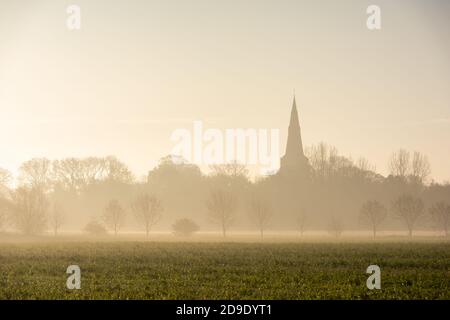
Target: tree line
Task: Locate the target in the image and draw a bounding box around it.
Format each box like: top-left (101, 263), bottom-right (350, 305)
top-left (0, 145), bottom-right (449, 238)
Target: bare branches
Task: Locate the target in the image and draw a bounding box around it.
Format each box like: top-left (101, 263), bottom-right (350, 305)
top-left (131, 194), bottom-right (163, 237)
top-left (103, 200), bottom-right (126, 235)
top-left (49, 202), bottom-right (65, 236)
top-left (391, 195), bottom-right (425, 237)
top-left (248, 195), bottom-right (272, 238)
top-left (305, 143), bottom-right (377, 181)
top-left (429, 201), bottom-right (450, 237)
top-left (389, 149), bottom-right (410, 178)
top-left (359, 200), bottom-right (387, 238)
top-left (209, 161), bottom-right (249, 179)
top-left (11, 187), bottom-right (48, 235)
top-left (411, 152), bottom-right (431, 184)
top-left (328, 215), bottom-right (343, 238)
top-left (0, 168), bottom-right (12, 188)
top-left (0, 197), bottom-right (10, 232)
top-left (389, 150), bottom-right (431, 184)
top-left (18, 158), bottom-right (52, 191)
top-left (206, 189), bottom-right (237, 237)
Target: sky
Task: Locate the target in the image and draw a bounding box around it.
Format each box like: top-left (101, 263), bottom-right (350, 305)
top-left (0, 0), bottom-right (449, 181)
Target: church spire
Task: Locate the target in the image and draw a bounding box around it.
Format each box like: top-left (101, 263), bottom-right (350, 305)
top-left (279, 95), bottom-right (309, 175)
top-left (285, 95), bottom-right (304, 157)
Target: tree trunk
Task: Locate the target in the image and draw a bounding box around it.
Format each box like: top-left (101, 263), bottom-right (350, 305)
top-left (373, 226), bottom-right (376, 239)
top-left (260, 229), bottom-right (263, 239)
top-left (222, 223), bottom-right (226, 238)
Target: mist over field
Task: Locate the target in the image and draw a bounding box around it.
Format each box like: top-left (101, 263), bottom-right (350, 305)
top-left (0, 0), bottom-right (449, 301)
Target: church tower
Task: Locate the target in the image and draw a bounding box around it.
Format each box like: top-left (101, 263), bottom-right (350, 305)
top-left (279, 96), bottom-right (310, 176)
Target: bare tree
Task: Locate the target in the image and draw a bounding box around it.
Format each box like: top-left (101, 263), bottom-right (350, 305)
top-left (131, 193), bottom-right (163, 238)
top-left (52, 156), bottom-right (135, 190)
top-left (248, 196), bottom-right (272, 239)
top-left (411, 151), bottom-right (431, 184)
top-left (389, 149), bottom-right (410, 178)
top-left (429, 201), bottom-right (450, 237)
top-left (0, 168), bottom-right (12, 190)
top-left (53, 158), bottom-right (84, 191)
top-left (103, 156), bottom-right (135, 183)
top-left (19, 158), bottom-right (53, 191)
top-left (0, 197), bottom-right (10, 232)
top-left (49, 202), bottom-right (65, 236)
top-left (210, 161), bottom-right (249, 178)
top-left (356, 157), bottom-right (376, 173)
top-left (306, 142), bottom-right (331, 181)
top-left (206, 189), bottom-right (237, 237)
top-left (80, 157), bottom-right (108, 185)
top-left (359, 200), bottom-right (387, 238)
top-left (0, 168), bottom-right (12, 226)
top-left (391, 194), bottom-right (424, 237)
top-left (327, 146), bottom-right (340, 177)
top-left (103, 199), bottom-right (126, 235)
top-left (11, 187), bottom-right (48, 235)
top-left (296, 207), bottom-right (307, 237)
top-left (328, 215), bottom-right (343, 238)
top-left (306, 142), bottom-right (355, 180)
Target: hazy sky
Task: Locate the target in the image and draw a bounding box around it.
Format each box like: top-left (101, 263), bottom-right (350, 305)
top-left (0, 0), bottom-right (449, 181)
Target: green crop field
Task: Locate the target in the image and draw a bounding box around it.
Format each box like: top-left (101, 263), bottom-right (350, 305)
top-left (0, 240), bottom-right (448, 299)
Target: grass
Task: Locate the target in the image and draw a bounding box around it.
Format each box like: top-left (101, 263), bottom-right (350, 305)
top-left (0, 240), bottom-right (448, 299)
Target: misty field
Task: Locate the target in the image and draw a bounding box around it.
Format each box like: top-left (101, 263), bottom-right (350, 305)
top-left (0, 240), bottom-right (448, 299)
